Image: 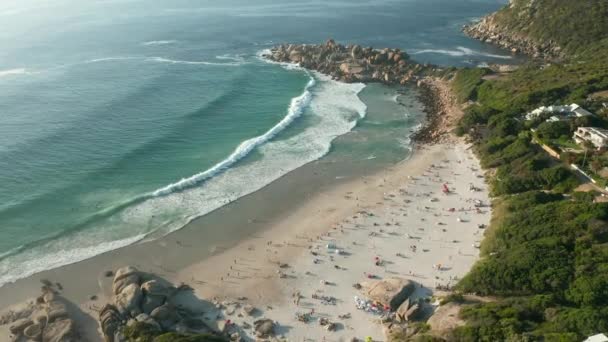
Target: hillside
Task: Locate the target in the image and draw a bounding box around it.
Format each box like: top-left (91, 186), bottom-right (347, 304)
top-left (464, 0), bottom-right (608, 59)
top-left (438, 1), bottom-right (608, 341)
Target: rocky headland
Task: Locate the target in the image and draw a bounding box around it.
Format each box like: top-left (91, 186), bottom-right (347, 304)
top-left (462, 1), bottom-right (563, 60)
top-left (264, 40), bottom-right (461, 143)
top-left (263, 39), bottom-right (428, 85)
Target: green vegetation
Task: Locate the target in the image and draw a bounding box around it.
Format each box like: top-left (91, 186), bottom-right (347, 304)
top-left (447, 1), bottom-right (608, 340)
top-left (123, 322), bottom-right (226, 342)
top-left (452, 193), bottom-right (608, 340)
top-left (491, 0), bottom-right (608, 56)
top-left (451, 68), bottom-right (491, 103)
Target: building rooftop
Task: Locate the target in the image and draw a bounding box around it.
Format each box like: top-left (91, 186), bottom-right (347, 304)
top-left (584, 333), bottom-right (608, 342)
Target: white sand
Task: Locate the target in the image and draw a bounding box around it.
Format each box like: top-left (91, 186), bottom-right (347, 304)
top-left (173, 139), bottom-right (491, 341)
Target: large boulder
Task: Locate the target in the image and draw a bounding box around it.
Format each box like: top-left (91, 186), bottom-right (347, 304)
top-left (23, 322), bottom-right (43, 341)
top-left (135, 313), bottom-right (161, 331)
top-left (362, 278), bottom-right (416, 311)
top-left (112, 266), bottom-right (140, 295)
top-left (141, 280), bottom-right (170, 314)
top-left (9, 318), bottom-right (33, 335)
top-left (115, 283), bottom-right (143, 316)
top-left (141, 295), bottom-right (165, 315)
top-left (289, 51), bottom-right (303, 63)
top-left (150, 304), bottom-right (181, 330)
top-left (253, 319), bottom-right (275, 338)
top-left (46, 302), bottom-right (69, 323)
top-left (42, 318), bottom-right (78, 342)
top-left (395, 298), bottom-right (421, 322)
top-left (99, 304), bottom-right (122, 341)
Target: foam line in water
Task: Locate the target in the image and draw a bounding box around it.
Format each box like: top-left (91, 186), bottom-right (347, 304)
top-left (410, 46), bottom-right (512, 59)
top-left (85, 56), bottom-right (245, 67)
top-left (0, 68), bottom-right (30, 78)
top-left (142, 40), bottom-right (178, 46)
top-left (151, 75), bottom-right (316, 197)
top-left (0, 234), bottom-right (146, 287)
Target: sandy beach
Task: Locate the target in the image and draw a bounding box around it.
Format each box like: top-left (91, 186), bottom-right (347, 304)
top-left (0, 78), bottom-right (492, 341)
top-left (172, 138), bottom-right (490, 341)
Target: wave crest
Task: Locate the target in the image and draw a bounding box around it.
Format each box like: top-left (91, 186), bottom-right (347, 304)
top-left (151, 75), bottom-right (316, 197)
top-left (86, 56), bottom-right (245, 67)
top-left (410, 46), bottom-right (512, 59)
top-left (142, 40), bottom-right (178, 46)
top-left (0, 68), bottom-right (30, 78)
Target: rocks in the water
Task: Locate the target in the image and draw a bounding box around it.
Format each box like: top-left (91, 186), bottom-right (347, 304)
top-left (253, 318), bottom-right (275, 338)
top-left (115, 283), bottom-right (143, 316)
top-left (264, 40), bottom-right (421, 85)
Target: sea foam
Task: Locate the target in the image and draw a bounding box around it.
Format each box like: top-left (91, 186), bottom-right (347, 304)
top-left (142, 40), bottom-right (178, 46)
top-left (410, 46), bottom-right (512, 59)
top-left (152, 75), bottom-right (316, 197)
top-left (85, 56), bottom-right (244, 67)
top-left (0, 58), bottom-right (367, 288)
top-left (0, 68), bottom-right (30, 78)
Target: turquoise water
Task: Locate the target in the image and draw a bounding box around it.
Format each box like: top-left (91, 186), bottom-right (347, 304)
top-left (0, 0), bottom-right (514, 285)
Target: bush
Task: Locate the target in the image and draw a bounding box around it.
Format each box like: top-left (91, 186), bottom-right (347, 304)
top-left (536, 121), bottom-right (571, 140)
top-left (452, 68), bottom-right (491, 103)
top-left (154, 334), bottom-right (227, 342)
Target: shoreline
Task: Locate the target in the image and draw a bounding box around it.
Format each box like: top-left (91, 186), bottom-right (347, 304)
top-left (0, 72), bottom-right (490, 341)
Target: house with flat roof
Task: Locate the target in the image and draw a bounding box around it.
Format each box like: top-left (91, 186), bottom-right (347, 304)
top-left (526, 103), bottom-right (594, 121)
top-left (573, 127), bottom-right (608, 149)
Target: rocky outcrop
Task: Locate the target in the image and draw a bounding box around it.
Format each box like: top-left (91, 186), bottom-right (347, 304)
top-left (2, 285), bottom-right (79, 342)
top-left (264, 39), bottom-right (426, 85)
top-left (99, 304), bottom-right (122, 342)
top-left (140, 280), bottom-right (169, 315)
top-left (253, 318), bottom-right (275, 338)
top-left (42, 318), bottom-right (78, 342)
top-left (100, 266), bottom-right (216, 342)
top-left (112, 266), bottom-right (140, 295)
top-left (361, 278), bottom-right (416, 311)
top-left (114, 283), bottom-right (143, 317)
top-left (462, 3), bottom-right (563, 60)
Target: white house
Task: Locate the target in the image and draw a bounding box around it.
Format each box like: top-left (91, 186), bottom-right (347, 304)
top-left (573, 127), bottom-right (608, 149)
top-left (526, 103), bottom-right (594, 121)
top-left (584, 333), bottom-right (608, 342)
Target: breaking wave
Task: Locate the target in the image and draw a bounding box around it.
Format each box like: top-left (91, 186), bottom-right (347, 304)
top-left (0, 68), bottom-right (31, 78)
top-left (142, 40), bottom-right (178, 46)
top-left (151, 75), bottom-right (316, 197)
top-left (410, 46), bottom-right (512, 59)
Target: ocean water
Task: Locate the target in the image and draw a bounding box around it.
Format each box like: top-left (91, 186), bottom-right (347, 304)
top-left (0, 0), bottom-right (514, 286)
